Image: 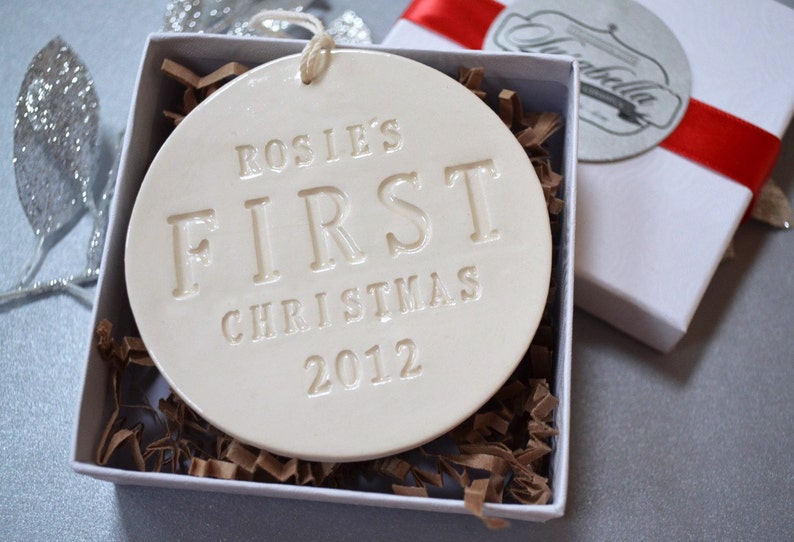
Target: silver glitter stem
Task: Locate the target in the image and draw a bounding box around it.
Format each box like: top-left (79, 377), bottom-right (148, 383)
top-left (17, 237), bottom-right (46, 286)
top-left (0, 270), bottom-right (97, 308)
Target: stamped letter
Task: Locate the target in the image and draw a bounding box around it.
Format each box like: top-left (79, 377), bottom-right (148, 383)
top-left (221, 310), bottom-right (243, 345)
top-left (299, 187), bottom-right (366, 271)
top-left (245, 197), bottom-right (280, 285)
top-left (346, 123), bottom-right (371, 158)
top-left (315, 292), bottom-right (332, 328)
top-left (167, 209), bottom-right (218, 299)
top-left (458, 265), bottom-right (482, 302)
top-left (292, 134), bottom-right (314, 168)
top-left (264, 139), bottom-right (287, 172)
top-left (428, 271), bottom-right (456, 308)
top-left (394, 275), bottom-right (425, 314)
top-left (366, 281), bottom-right (391, 322)
top-left (380, 119), bottom-right (403, 153)
top-left (378, 172), bottom-right (431, 257)
top-left (282, 299), bottom-right (310, 335)
top-left (323, 128), bottom-right (340, 163)
top-left (250, 303), bottom-right (277, 341)
top-left (341, 287), bottom-right (364, 323)
top-left (236, 145), bottom-right (262, 179)
top-left (444, 159), bottom-right (501, 243)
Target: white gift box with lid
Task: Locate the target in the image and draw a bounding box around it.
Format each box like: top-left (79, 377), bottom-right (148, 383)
top-left (71, 33), bottom-right (578, 523)
top-left (385, 0), bottom-right (794, 351)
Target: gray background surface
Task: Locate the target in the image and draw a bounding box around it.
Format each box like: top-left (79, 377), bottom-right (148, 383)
top-left (1, 1), bottom-right (792, 540)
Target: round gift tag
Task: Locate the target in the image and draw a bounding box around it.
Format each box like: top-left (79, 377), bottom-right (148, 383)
top-left (125, 50), bottom-right (551, 462)
top-left (484, 0), bottom-right (691, 162)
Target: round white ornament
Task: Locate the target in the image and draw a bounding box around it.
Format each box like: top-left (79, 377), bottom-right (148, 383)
top-left (125, 49), bottom-right (551, 462)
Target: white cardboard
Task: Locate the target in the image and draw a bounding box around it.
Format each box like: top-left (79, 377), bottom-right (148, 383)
top-left (72, 34), bottom-right (578, 523)
top-left (385, 0), bottom-right (794, 351)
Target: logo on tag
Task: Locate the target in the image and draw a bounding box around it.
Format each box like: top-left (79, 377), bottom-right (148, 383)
top-left (485, 0), bottom-right (691, 161)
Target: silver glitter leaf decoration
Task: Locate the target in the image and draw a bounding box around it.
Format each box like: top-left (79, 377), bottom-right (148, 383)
top-left (327, 10), bottom-right (372, 45)
top-left (13, 36), bottom-right (100, 283)
top-left (85, 131), bottom-right (123, 275)
top-left (163, 0), bottom-right (312, 36)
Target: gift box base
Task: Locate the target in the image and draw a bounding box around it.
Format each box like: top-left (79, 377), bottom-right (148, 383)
top-left (71, 33), bottom-right (577, 524)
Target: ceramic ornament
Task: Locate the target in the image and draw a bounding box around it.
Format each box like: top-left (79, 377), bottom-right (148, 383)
top-left (125, 46), bottom-right (551, 461)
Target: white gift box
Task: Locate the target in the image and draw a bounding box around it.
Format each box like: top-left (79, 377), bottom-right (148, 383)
top-left (385, 0), bottom-right (794, 351)
top-left (71, 34), bottom-right (578, 523)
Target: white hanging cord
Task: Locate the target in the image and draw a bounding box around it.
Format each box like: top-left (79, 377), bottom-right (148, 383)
top-left (249, 10), bottom-right (336, 84)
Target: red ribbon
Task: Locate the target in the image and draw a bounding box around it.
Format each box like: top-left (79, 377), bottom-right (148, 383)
top-left (658, 98), bottom-right (780, 197)
top-left (404, 0), bottom-right (505, 49)
top-left (402, 0), bottom-right (781, 199)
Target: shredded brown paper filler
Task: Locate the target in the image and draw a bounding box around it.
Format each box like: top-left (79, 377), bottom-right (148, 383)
top-left (752, 178), bottom-right (793, 229)
top-left (95, 61), bottom-right (565, 529)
